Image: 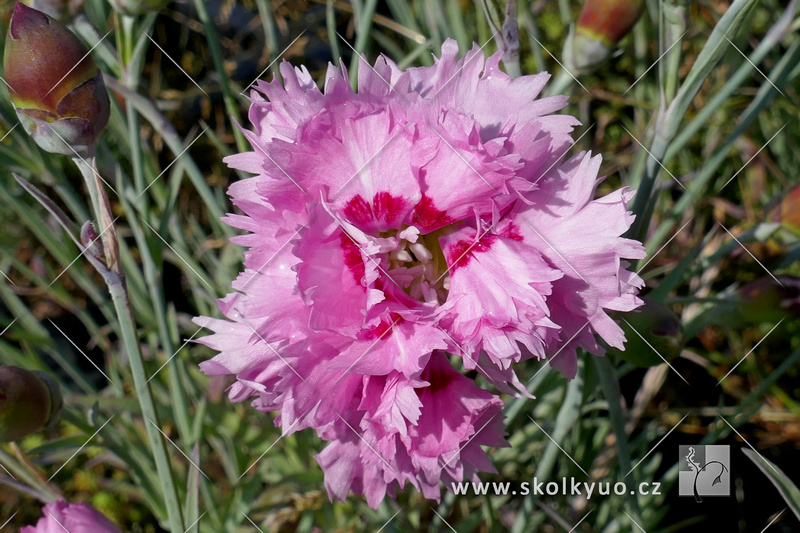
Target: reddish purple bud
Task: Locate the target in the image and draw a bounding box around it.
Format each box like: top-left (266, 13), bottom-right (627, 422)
top-left (0, 366), bottom-right (63, 442)
top-left (570, 0), bottom-right (645, 71)
top-left (769, 183), bottom-right (800, 238)
top-left (80, 220), bottom-right (104, 260)
top-left (737, 276), bottom-right (800, 324)
top-left (3, 2), bottom-right (109, 156)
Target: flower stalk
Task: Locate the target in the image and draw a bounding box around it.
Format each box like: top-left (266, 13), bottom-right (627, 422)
top-left (70, 156), bottom-right (186, 533)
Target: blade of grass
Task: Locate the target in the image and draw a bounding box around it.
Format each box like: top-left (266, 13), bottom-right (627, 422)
top-left (512, 359), bottom-right (586, 533)
top-left (628, 0), bottom-right (761, 239)
top-left (191, 0), bottom-right (248, 153)
top-left (184, 443), bottom-right (202, 533)
top-left (742, 449), bottom-right (800, 521)
top-left (103, 76), bottom-right (233, 239)
top-left (327, 0), bottom-right (342, 64)
top-left (592, 356), bottom-right (644, 524)
top-left (663, 0), bottom-right (799, 168)
top-left (255, 0), bottom-right (282, 79)
top-left (348, 0), bottom-right (380, 74)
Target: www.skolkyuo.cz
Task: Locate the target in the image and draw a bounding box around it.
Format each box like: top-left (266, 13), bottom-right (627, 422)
top-left (451, 478), bottom-right (663, 498)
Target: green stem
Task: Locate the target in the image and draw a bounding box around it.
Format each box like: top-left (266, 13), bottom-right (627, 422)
top-left (662, 3), bottom-right (686, 105)
top-left (123, 209), bottom-right (193, 442)
top-left (326, 0), bottom-right (341, 64)
top-left (255, 0), bottom-right (282, 78)
top-left (593, 356), bottom-right (644, 523)
top-left (349, 0), bottom-right (380, 75)
top-left (545, 69), bottom-right (576, 97)
top-left (106, 274), bottom-right (184, 532)
top-left (119, 9), bottom-right (193, 447)
top-left (501, 0), bottom-right (522, 78)
top-left (121, 14), bottom-right (147, 207)
top-left (71, 159), bottom-right (185, 532)
top-left (628, 133), bottom-right (666, 240)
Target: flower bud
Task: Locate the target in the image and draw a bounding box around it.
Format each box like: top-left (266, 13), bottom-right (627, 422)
top-left (0, 366), bottom-right (63, 442)
top-left (107, 0), bottom-right (171, 16)
top-left (3, 3), bottom-right (109, 156)
top-left (21, 500), bottom-right (121, 533)
top-left (769, 183), bottom-right (800, 238)
top-left (20, 0), bottom-right (86, 22)
top-left (735, 276), bottom-right (800, 325)
top-left (611, 298), bottom-right (683, 367)
top-left (569, 0), bottom-right (645, 72)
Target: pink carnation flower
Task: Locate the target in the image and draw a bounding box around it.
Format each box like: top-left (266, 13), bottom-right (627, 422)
top-left (195, 40), bottom-right (644, 507)
top-left (21, 500), bottom-right (121, 533)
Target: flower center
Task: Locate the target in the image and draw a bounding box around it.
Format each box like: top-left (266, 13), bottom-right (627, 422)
top-left (384, 227), bottom-right (450, 305)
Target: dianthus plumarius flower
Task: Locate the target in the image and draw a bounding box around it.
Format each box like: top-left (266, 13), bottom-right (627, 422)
top-left (195, 40), bottom-right (645, 507)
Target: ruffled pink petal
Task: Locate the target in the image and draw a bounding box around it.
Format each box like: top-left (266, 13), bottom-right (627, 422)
top-left (293, 206), bottom-right (371, 336)
top-left (514, 152), bottom-right (645, 378)
top-left (439, 220), bottom-right (562, 374)
top-left (315, 432), bottom-right (365, 501)
top-left (409, 352), bottom-right (506, 499)
top-left (407, 113), bottom-right (523, 231)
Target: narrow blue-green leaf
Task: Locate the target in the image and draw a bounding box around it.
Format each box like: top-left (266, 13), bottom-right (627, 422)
top-left (661, 0), bottom-right (760, 140)
top-left (741, 449), bottom-right (800, 522)
top-left (512, 359), bottom-right (585, 533)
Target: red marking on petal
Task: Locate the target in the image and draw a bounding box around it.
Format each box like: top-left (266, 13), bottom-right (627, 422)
top-left (505, 222), bottom-right (523, 242)
top-left (361, 312), bottom-right (404, 340)
top-left (446, 222), bottom-right (524, 271)
top-left (342, 195), bottom-right (373, 226)
top-left (446, 234), bottom-right (497, 271)
top-left (411, 194), bottom-right (452, 232)
top-left (419, 354), bottom-right (456, 394)
top-left (373, 191), bottom-right (406, 225)
top-left (340, 231), bottom-right (366, 289)
top-left (342, 192), bottom-right (407, 228)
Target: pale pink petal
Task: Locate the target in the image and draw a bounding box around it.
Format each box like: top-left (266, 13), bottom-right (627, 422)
top-left (439, 220), bottom-right (562, 374)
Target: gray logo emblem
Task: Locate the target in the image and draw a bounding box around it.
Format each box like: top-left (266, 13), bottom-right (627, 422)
top-left (678, 445), bottom-right (730, 501)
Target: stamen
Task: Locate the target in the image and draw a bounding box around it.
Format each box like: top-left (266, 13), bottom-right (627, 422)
top-left (423, 262), bottom-right (434, 282)
top-left (381, 225), bottom-right (449, 304)
top-left (392, 248), bottom-right (413, 262)
top-left (409, 242), bottom-right (433, 263)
